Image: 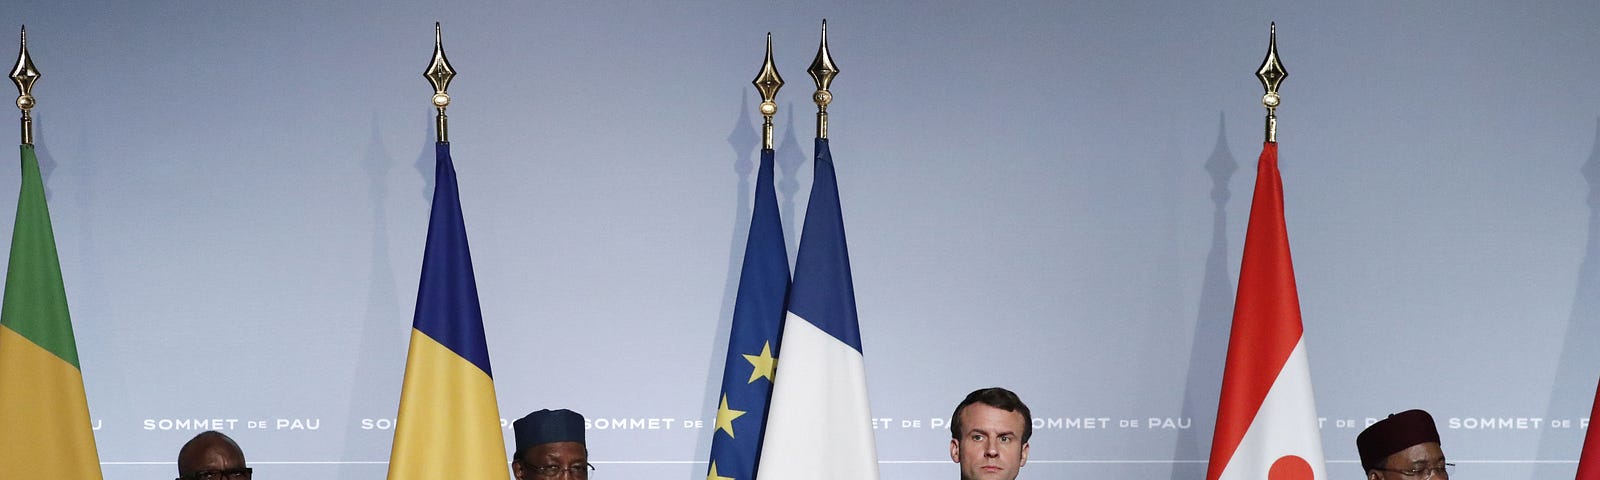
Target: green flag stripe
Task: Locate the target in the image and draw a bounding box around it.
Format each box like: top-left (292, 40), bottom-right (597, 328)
top-left (1, 145), bottom-right (81, 368)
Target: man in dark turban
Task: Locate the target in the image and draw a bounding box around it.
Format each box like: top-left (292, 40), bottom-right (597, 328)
top-left (1356, 409), bottom-right (1452, 479)
top-left (511, 409), bottom-right (592, 480)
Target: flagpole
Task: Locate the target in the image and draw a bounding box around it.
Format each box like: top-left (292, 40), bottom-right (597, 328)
top-left (808, 20), bottom-right (838, 140)
top-left (424, 22), bottom-right (456, 143)
top-left (1256, 22), bottom-right (1286, 143)
top-left (753, 33), bottom-right (783, 150)
top-left (10, 26), bottom-right (39, 146)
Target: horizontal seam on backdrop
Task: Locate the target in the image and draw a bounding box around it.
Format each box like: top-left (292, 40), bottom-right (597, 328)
top-left (97, 459), bottom-right (1582, 465)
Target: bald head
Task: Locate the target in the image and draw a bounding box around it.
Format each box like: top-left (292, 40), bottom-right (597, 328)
top-left (177, 431), bottom-right (247, 478)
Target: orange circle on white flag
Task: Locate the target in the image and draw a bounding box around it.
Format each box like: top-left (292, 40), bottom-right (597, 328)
top-left (1268, 455), bottom-right (1313, 480)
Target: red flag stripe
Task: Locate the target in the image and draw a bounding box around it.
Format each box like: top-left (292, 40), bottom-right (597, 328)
top-left (1206, 143), bottom-right (1308, 480)
top-left (1576, 377), bottom-right (1600, 480)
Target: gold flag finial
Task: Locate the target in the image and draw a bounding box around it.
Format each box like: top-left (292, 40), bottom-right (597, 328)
top-left (10, 25), bottom-right (40, 145)
top-left (752, 33), bottom-right (784, 150)
top-left (1255, 22), bottom-right (1287, 143)
top-left (424, 22), bottom-right (456, 143)
top-left (808, 20), bottom-right (839, 139)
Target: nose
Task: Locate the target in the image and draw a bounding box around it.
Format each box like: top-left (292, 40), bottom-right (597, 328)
top-left (985, 439), bottom-right (999, 457)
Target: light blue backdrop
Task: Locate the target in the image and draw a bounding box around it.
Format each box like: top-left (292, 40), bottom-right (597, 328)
top-left (3, 1), bottom-right (1598, 478)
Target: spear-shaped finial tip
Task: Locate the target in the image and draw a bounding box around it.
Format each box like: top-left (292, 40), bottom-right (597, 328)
top-left (424, 22), bottom-right (456, 109)
top-left (753, 33), bottom-right (784, 149)
top-left (11, 25), bottom-right (40, 145)
top-left (808, 20), bottom-right (840, 139)
top-left (424, 22), bottom-right (456, 142)
top-left (11, 25), bottom-right (40, 112)
top-left (753, 33), bottom-right (784, 116)
top-left (1255, 22), bottom-right (1286, 143)
top-left (1255, 22), bottom-right (1286, 109)
top-left (808, 20), bottom-right (839, 105)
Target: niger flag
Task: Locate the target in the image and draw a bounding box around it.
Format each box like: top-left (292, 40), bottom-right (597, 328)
top-left (0, 144), bottom-right (104, 478)
top-left (1205, 142), bottom-right (1326, 480)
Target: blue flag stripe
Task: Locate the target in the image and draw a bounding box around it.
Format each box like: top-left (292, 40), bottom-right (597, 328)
top-left (786, 138), bottom-right (863, 353)
top-left (708, 148), bottom-right (790, 479)
top-left (411, 142), bottom-right (494, 377)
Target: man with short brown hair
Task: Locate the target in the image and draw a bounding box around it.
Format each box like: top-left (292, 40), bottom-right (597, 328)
top-left (949, 387), bottom-right (1031, 480)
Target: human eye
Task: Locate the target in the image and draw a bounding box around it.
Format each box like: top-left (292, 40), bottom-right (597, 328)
top-left (970, 433), bottom-right (985, 442)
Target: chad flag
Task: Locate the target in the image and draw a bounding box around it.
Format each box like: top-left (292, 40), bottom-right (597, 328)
top-left (0, 144), bottom-right (104, 479)
top-left (386, 142), bottom-right (509, 480)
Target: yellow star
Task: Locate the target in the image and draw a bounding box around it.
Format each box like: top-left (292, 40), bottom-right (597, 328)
top-left (742, 342), bottom-right (776, 384)
top-left (707, 461), bottom-right (736, 480)
top-left (714, 394), bottom-right (746, 438)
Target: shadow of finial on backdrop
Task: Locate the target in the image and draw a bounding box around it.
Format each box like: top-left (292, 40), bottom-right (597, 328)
top-left (66, 115), bottom-right (125, 443)
top-left (412, 108), bottom-right (436, 200)
top-left (30, 114), bottom-right (56, 202)
top-left (1532, 117), bottom-right (1600, 478)
top-left (1169, 112), bottom-right (1238, 480)
top-left (337, 112), bottom-right (407, 480)
top-left (694, 87), bottom-right (764, 472)
top-left (775, 103), bottom-right (805, 260)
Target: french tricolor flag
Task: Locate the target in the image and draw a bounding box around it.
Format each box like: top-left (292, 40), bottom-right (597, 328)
top-left (755, 138), bottom-right (881, 480)
top-left (1205, 142), bottom-right (1328, 480)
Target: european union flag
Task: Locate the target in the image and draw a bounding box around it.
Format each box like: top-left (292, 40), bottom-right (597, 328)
top-left (706, 147), bottom-right (790, 480)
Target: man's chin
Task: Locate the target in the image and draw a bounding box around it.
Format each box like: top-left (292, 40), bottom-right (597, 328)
top-left (964, 467), bottom-right (1011, 480)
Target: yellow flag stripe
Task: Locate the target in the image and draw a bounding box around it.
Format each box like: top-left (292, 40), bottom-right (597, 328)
top-left (0, 326), bottom-right (103, 479)
top-left (387, 329), bottom-right (510, 480)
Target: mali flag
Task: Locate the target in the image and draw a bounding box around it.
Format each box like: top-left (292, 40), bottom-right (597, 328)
top-left (386, 142), bottom-right (509, 480)
top-left (0, 144), bottom-right (104, 478)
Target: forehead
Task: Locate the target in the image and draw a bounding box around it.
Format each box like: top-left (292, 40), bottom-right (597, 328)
top-left (523, 441), bottom-right (587, 463)
top-left (178, 439), bottom-right (245, 472)
top-left (1385, 442), bottom-right (1445, 465)
top-left (958, 403), bottom-right (1027, 433)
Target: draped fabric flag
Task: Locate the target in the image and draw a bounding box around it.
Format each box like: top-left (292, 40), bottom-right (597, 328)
top-left (387, 142), bottom-right (509, 480)
top-left (0, 145), bottom-right (103, 479)
top-left (1205, 142), bottom-right (1327, 480)
top-left (706, 147), bottom-right (791, 480)
top-left (1577, 378), bottom-right (1600, 480)
top-left (756, 138), bottom-right (879, 480)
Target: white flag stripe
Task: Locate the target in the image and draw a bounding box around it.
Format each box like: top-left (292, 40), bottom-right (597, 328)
top-left (756, 312), bottom-right (880, 479)
top-left (1216, 339), bottom-right (1327, 480)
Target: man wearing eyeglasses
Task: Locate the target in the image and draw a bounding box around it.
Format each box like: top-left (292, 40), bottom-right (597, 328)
top-left (176, 431), bottom-right (252, 480)
top-left (512, 409), bottom-right (595, 479)
top-left (1356, 409), bottom-right (1453, 479)
top-left (949, 387), bottom-right (1031, 480)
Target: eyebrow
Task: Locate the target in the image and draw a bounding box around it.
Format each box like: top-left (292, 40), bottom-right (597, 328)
top-left (967, 428), bottom-right (1018, 437)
